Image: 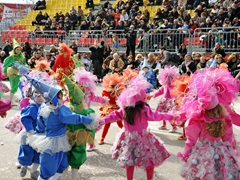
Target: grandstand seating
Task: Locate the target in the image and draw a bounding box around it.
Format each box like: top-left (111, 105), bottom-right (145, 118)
top-left (15, 0), bottom-right (94, 31)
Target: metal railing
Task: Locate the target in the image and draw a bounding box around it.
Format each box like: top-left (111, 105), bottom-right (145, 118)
top-left (1, 27), bottom-right (239, 54)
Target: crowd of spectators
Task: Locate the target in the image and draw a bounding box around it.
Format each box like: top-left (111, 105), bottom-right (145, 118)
top-left (3, 0), bottom-right (240, 87)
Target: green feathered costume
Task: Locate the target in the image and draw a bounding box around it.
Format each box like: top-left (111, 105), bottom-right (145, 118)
top-left (3, 39), bottom-right (26, 93)
top-left (64, 75), bottom-right (95, 169)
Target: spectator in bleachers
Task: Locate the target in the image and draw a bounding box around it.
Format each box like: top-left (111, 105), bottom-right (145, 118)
top-left (32, 44), bottom-right (38, 54)
top-left (223, 0), bottom-right (233, 9)
top-left (64, 17), bottom-right (71, 33)
top-left (102, 56), bottom-right (111, 77)
top-left (186, 0), bottom-right (194, 9)
top-left (181, 10), bottom-right (191, 23)
top-left (58, 11), bottom-right (64, 20)
top-left (80, 20), bottom-right (89, 31)
top-left (22, 42), bottom-right (32, 61)
top-left (3, 41), bottom-right (12, 57)
top-left (159, 46), bottom-right (172, 66)
top-left (109, 53), bottom-right (125, 73)
top-left (120, 10), bottom-right (129, 21)
top-left (189, 19), bottom-right (198, 34)
top-left (40, 12), bottom-right (50, 25)
top-left (58, 17), bottom-right (64, 28)
top-left (77, 6), bottom-right (84, 24)
top-left (45, 17), bottom-right (52, 27)
top-left (194, 5), bottom-right (204, 16)
top-left (69, 11), bottom-right (78, 30)
top-left (57, 23), bottom-right (65, 41)
top-left (0, 51), bottom-right (7, 63)
top-left (227, 53), bottom-right (240, 76)
top-left (214, 42), bottom-right (226, 57)
top-left (50, 45), bottom-right (58, 55)
top-left (232, 17), bottom-right (240, 26)
top-left (42, 24), bottom-right (52, 37)
top-left (178, 0), bottom-right (187, 9)
top-left (173, 27), bottom-right (185, 48)
top-left (192, 12), bottom-right (202, 25)
top-left (182, 21), bottom-right (189, 33)
top-left (32, 11), bottom-right (44, 26)
top-left (178, 43), bottom-right (188, 57)
top-left (86, 11), bottom-right (95, 23)
top-left (162, 0), bottom-right (173, 10)
top-left (86, 0), bottom-right (94, 10)
top-left (53, 12), bottom-right (59, 22)
top-left (179, 54), bottom-right (196, 75)
top-left (197, 56), bottom-right (207, 69)
top-left (33, 0), bottom-right (46, 10)
top-left (103, 44), bottom-right (112, 59)
top-left (70, 6), bottom-right (77, 14)
top-left (69, 40), bottom-right (78, 54)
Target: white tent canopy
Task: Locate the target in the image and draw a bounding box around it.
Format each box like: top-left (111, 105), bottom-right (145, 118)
top-left (0, 0), bottom-right (36, 5)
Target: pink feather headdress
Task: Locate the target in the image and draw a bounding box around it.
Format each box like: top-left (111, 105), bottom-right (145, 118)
top-left (73, 68), bottom-right (98, 92)
top-left (204, 68), bottom-right (239, 105)
top-left (117, 76), bottom-right (150, 108)
top-left (157, 66), bottom-right (179, 86)
top-left (180, 71), bottom-right (219, 122)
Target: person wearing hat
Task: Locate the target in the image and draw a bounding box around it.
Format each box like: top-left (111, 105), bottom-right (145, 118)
top-left (177, 70), bottom-right (240, 180)
top-left (25, 76), bottom-right (94, 180)
top-left (3, 38), bottom-right (27, 106)
top-left (62, 75), bottom-right (98, 180)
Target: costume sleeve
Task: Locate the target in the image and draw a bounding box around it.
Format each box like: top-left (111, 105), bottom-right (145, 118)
top-left (222, 116), bottom-right (233, 145)
top-left (59, 105), bottom-right (93, 124)
top-left (102, 108), bottom-right (123, 124)
top-left (52, 55), bottom-right (61, 72)
top-left (153, 87), bottom-right (164, 98)
top-left (102, 90), bottom-right (109, 97)
top-left (91, 93), bottom-right (106, 104)
top-left (3, 56), bottom-right (14, 75)
top-left (182, 120), bottom-right (200, 157)
top-left (145, 105), bottom-right (174, 121)
top-left (20, 105), bottom-right (38, 132)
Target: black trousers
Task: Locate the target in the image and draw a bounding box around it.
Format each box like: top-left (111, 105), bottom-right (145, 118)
top-left (126, 45), bottom-right (135, 58)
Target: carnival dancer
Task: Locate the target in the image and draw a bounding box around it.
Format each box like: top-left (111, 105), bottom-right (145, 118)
top-left (98, 73), bottom-right (125, 145)
top-left (151, 66), bottom-right (179, 132)
top-left (3, 39), bottom-right (27, 105)
top-left (99, 76), bottom-right (176, 180)
top-left (63, 75), bottom-right (98, 180)
top-left (177, 71), bottom-right (240, 180)
top-left (51, 42), bottom-right (75, 91)
top-left (73, 68), bottom-right (107, 151)
top-left (25, 76), bottom-right (94, 180)
top-left (170, 74), bottom-right (191, 140)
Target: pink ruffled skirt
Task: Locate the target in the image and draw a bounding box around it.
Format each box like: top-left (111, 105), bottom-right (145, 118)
top-left (181, 139), bottom-right (240, 180)
top-left (156, 97), bottom-right (175, 113)
top-left (111, 129), bottom-right (170, 168)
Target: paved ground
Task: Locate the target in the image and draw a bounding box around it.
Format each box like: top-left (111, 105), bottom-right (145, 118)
top-left (0, 81), bottom-right (240, 180)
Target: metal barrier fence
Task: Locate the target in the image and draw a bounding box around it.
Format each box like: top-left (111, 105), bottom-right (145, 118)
top-left (192, 27), bottom-right (240, 53)
top-left (1, 28), bottom-right (239, 54)
top-left (1, 30), bottom-right (61, 45)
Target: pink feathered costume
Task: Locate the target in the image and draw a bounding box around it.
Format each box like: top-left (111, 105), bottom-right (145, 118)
top-left (178, 70), bottom-right (240, 180)
top-left (180, 114), bottom-right (239, 180)
top-left (101, 76), bottom-right (173, 169)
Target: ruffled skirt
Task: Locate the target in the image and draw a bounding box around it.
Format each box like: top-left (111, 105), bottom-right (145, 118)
top-left (14, 129), bottom-right (27, 145)
top-left (27, 134), bottom-right (72, 156)
top-left (181, 140), bottom-right (240, 180)
top-left (112, 129), bottom-right (170, 168)
top-left (156, 97), bottom-right (175, 113)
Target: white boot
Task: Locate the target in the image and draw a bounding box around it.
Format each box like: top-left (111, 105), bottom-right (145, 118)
top-left (49, 173), bottom-right (61, 180)
top-left (71, 168), bottom-right (79, 180)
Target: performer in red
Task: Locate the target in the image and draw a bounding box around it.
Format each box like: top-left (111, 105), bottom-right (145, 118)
top-left (98, 73), bottom-right (125, 145)
top-left (52, 43), bottom-right (75, 90)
